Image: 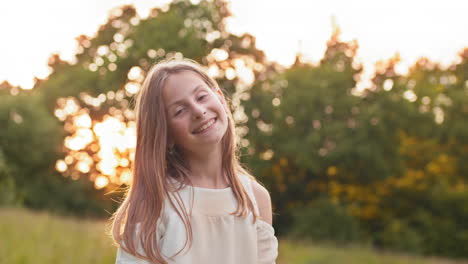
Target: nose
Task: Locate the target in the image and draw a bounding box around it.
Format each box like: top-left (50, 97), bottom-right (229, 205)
top-left (192, 103), bottom-right (206, 119)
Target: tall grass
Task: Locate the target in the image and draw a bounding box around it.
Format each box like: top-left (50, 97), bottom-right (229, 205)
top-left (278, 239), bottom-right (468, 264)
top-left (0, 207), bottom-right (115, 264)
top-left (1, 207), bottom-right (467, 264)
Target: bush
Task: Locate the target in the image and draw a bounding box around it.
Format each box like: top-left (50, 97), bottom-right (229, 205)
top-left (0, 150), bottom-right (19, 206)
top-left (289, 197), bottom-right (363, 244)
top-left (375, 189), bottom-right (468, 258)
top-left (415, 191), bottom-right (468, 257)
top-left (377, 219), bottom-right (424, 253)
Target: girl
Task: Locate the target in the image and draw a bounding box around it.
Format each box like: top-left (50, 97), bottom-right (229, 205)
top-left (110, 58), bottom-right (278, 264)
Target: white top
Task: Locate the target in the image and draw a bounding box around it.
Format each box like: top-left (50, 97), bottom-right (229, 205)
top-left (115, 174), bottom-right (279, 264)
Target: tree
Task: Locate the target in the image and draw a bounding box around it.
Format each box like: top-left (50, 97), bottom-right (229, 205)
top-left (28, 0), bottom-right (267, 213)
top-left (242, 29), bottom-right (406, 233)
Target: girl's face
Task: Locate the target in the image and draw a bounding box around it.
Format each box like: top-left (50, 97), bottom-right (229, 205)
top-left (163, 71), bottom-right (228, 153)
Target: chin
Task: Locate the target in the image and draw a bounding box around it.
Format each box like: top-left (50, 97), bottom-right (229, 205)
top-left (193, 132), bottom-right (227, 150)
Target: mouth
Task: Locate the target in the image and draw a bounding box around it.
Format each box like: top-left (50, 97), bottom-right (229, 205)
top-left (192, 117), bottom-right (217, 134)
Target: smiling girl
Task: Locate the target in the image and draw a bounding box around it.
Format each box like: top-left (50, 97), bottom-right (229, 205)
top-left (110, 58), bottom-right (278, 264)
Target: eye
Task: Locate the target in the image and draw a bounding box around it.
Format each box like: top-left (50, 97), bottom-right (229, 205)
top-left (197, 94), bottom-right (207, 101)
top-left (174, 107), bottom-right (185, 116)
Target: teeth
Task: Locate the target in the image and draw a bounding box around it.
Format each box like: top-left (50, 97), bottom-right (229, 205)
top-left (194, 119), bottom-right (215, 133)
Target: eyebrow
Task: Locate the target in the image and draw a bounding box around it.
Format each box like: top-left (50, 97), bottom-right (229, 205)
top-left (167, 84), bottom-right (205, 109)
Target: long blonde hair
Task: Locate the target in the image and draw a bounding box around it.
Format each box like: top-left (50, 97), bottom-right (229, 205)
top-left (109, 58), bottom-right (259, 264)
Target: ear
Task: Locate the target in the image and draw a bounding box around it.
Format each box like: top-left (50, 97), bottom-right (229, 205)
top-left (167, 137), bottom-right (175, 149)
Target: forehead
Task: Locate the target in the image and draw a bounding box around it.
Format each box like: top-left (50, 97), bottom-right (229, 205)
top-left (163, 71), bottom-right (207, 101)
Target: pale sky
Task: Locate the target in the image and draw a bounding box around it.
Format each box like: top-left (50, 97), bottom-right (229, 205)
top-left (1, 0), bottom-right (467, 89)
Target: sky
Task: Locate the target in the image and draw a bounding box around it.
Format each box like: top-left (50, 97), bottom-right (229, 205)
top-left (1, 0), bottom-right (467, 89)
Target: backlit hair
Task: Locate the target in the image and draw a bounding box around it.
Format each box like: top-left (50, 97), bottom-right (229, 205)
top-left (109, 57), bottom-right (259, 264)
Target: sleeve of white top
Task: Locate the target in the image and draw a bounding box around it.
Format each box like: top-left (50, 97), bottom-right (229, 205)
top-left (115, 219), bottom-right (166, 264)
top-left (256, 219), bottom-right (279, 264)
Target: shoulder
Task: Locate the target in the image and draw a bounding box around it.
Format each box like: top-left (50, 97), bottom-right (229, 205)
top-left (250, 179), bottom-right (273, 225)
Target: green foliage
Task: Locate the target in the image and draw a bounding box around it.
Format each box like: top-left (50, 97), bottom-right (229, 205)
top-left (0, 150), bottom-right (17, 206)
top-left (39, 0), bottom-right (266, 111)
top-left (1, 0), bottom-right (467, 259)
top-left (242, 30), bottom-right (404, 236)
top-left (241, 26), bottom-right (468, 258)
top-left (376, 188), bottom-right (468, 257)
top-left (36, 0), bottom-right (267, 190)
top-left (0, 0), bottom-right (267, 218)
top-left (290, 197), bottom-right (363, 244)
top-left (378, 219), bottom-right (424, 254)
top-left (0, 87), bottom-right (115, 216)
top-left (0, 91), bottom-right (62, 206)
top-left (362, 49), bottom-right (468, 258)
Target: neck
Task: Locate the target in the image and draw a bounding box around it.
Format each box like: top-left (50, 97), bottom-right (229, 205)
top-left (183, 143), bottom-right (229, 189)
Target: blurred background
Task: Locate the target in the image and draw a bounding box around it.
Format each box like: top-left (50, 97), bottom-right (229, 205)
top-left (1, 0), bottom-right (467, 263)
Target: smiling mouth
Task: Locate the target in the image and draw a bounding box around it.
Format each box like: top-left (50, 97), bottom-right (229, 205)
top-left (192, 118), bottom-right (217, 134)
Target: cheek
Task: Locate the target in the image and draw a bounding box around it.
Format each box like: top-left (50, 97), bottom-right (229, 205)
top-left (168, 120), bottom-right (189, 140)
top-left (210, 97), bottom-right (226, 115)
top-left (215, 102), bottom-right (228, 122)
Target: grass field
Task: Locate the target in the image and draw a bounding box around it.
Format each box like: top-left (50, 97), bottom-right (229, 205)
top-left (1, 207), bottom-right (467, 264)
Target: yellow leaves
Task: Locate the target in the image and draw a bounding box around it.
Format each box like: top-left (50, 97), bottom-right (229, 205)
top-left (329, 181), bottom-right (342, 197)
top-left (426, 153), bottom-right (456, 176)
top-left (272, 163), bottom-right (283, 182)
top-left (348, 204), bottom-right (361, 217)
top-left (278, 183), bottom-right (287, 193)
top-left (455, 181), bottom-right (467, 192)
top-left (272, 163), bottom-right (287, 193)
top-left (327, 166), bottom-right (337, 176)
top-left (375, 182), bottom-right (390, 196)
top-left (360, 205), bottom-right (378, 220)
top-left (269, 157), bottom-right (302, 193)
top-left (347, 203), bottom-right (378, 220)
top-left (426, 162), bottom-right (441, 175)
top-left (435, 84), bottom-right (445, 92)
top-left (345, 185), bottom-right (358, 198)
top-left (279, 157), bottom-right (288, 167)
top-left (297, 178), bottom-right (386, 221)
top-left (306, 181), bottom-right (326, 193)
top-left (392, 169), bottom-right (425, 188)
top-left (297, 170), bottom-right (306, 181)
top-left (397, 131), bottom-right (458, 189)
top-left (398, 130), bottom-right (418, 150)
